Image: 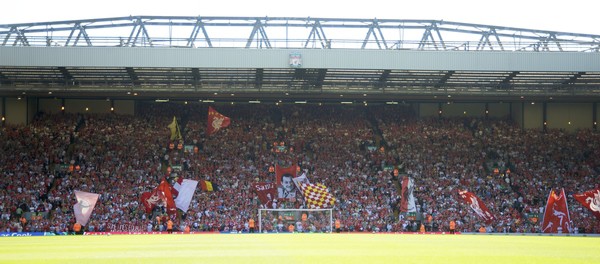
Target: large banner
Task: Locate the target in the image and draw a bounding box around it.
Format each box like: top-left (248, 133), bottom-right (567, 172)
top-left (276, 165), bottom-right (297, 200)
top-left (541, 188), bottom-right (572, 233)
top-left (573, 188), bottom-right (600, 220)
top-left (400, 176), bottom-right (416, 213)
top-left (253, 182), bottom-right (277, 209)
top-left (458, 190), bottom-right (495, 224)
top-left (73, 190), bottom-right (100, 226)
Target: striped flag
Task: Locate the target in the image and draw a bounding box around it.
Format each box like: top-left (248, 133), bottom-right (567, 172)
top-left (301, 183), bottom-right (335, 209)
top-left (200, 180), bottom-right (214, 192)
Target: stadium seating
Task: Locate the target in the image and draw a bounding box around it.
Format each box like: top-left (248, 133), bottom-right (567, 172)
top-left (0, 103), bottom-right (598, 234)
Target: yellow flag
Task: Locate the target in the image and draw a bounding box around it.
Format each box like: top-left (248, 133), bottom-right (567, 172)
top-left (167, 116), bottom-right (182, 141)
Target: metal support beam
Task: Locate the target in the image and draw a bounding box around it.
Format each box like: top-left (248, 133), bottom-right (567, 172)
top-left (435, 70), bottom-right (454, 88)
top-left (314, 69), bottom-right (327, 89)
top-left (418, 27), bottom-right (433, 50)
top-left (362, 19), bottom-right (388, 49)
top-left (1, 97), bottom-right (5, 126)
top-left (0, 71), bottom-right (7, 86)
top-left (65, 23), bottom-right (93, 46)
top-left (376, 70), bottom-right (391, 89)
top-left (476, 28), bottom-right (504, 51)
top-left (58, 67), bottom-right (73, 85)
top-left (593, 102), bottom-right (597, 130)
top-left (127, 18), bottom-right (153, 47)
top-left (433, 23), bottom-right (446, 50)
top-left (74, 24), bottom-right (93, 46)
top-left (305, 21), bottom-right (329, 49)
top-left (418, 23), bottom-right (442, 50)
top-left (191, 68), bottom-right (201, 88)
top-left (561, 72), bottom-right (584, 86)
top-left (2, 27), bottom-right (30, 46)
top-left (126, 67), bottom-right (140, 86)
top-left (543, 102), bottom-right (547, 132)
top-left (477, 33), bottom-right (494, 50)
top-left (1, 17), bottom-right (599, 51)
top-left (491, 29), bottom-right (505, 51)
top-left (500, 71), bottom-right (519, 89)
top-left (293, 68), bottom-right (306, 80)
top-left (246, 19), bottom-right (271, 49)
top-left (187, 18), bottom-right (212, 47)
top-left (255, 68), bottom-right (263, 89)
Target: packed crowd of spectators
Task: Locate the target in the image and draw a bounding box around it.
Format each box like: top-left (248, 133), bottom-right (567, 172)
top-left (0, 103), bottom-right (598, 234)
top-left (376, 107), bottom-right (600, 233)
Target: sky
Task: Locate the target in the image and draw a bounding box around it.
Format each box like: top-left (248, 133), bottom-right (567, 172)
top-left (1, 0), bottom-right (598, 35)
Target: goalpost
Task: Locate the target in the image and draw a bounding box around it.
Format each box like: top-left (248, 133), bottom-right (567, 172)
top-left (258, 208), bottom-right (333, 233)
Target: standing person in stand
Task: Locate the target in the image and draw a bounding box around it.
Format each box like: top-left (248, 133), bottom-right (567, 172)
top-left (155, 215), bottom-right (162, 231)
top-left (73, 222), bottom-right (82, 235)
top-left (249, 218), bottom-right (255, 233)
top-left (479, 225), bottom-right (486, 233)
top-left (167, 219), bottom-right (174, 234)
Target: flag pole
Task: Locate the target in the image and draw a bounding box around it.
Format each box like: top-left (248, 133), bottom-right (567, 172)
top-left (562, 188), bottom-right (572, 233)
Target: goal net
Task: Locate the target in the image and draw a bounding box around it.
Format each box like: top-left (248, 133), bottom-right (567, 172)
top-left (258, 208), bottom-right (333, 233)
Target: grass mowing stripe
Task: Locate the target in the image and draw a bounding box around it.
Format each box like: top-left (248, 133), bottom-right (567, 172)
top-left (0, 234), bottom-right (598, 264)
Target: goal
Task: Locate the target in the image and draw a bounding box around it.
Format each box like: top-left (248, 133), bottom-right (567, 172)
top-left (258, 208), bottom-right (333, 233)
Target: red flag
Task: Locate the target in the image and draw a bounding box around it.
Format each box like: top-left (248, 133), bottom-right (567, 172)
top-left (253, 182), bottom-right (278, 209)
top-left (140, 191), bottom-right (157, 214)
top-left (157, 179), bottom-right (178, 220)
top-left (140, 179), bottom-right (178, 220)
top-left (458, 190), bottom-right (495, 224)
top-left (207, 106), bottom-right (231, 136)
top-left (573, 188), bottom-right (600, 220)
top-left (73, 190), bottom-right (100, 226)
top-left (276, 165), bottom-right (297, 200)
top-left (541, 188), bottom-right (572, 233)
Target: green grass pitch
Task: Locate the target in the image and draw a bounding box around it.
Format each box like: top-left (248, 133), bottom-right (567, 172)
top-left (1, 233), bottom-right (599, 264)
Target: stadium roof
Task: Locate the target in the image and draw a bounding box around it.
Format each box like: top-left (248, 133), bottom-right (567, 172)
top-left (1, 16), bottom-right (599, 103)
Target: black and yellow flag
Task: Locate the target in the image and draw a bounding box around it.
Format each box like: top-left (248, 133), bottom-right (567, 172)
top-left (167, 116), bottom-right (182, 141)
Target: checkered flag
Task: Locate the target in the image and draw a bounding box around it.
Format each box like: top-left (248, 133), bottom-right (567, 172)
top-left (301, 183), bottom-right (336, 209)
